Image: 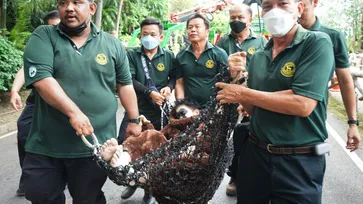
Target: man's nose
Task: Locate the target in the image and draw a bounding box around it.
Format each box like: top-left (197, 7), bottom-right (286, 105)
top-left (65, 2), bottom-right (75, 11)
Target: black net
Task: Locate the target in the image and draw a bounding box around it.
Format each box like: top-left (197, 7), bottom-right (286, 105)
top-left (89, 65), bottom-right (238, 204)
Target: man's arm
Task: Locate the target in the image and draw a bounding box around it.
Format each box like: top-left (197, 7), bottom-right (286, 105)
top-left (216, 83), bottom-right (317, 117)
top-left (175, 78), bottom-right (185, 99)
top-left (336, 68), bottom-right (360, 151)
top-left (33, 77), bottom-right (93, 136)
top-left (10, 66), bottom-right (25, 111)
top-left (117, 83), bottom-right (141, 136)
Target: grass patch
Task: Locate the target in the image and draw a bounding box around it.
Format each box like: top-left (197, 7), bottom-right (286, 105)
top-left (328, 94), bottom-right (363, 136)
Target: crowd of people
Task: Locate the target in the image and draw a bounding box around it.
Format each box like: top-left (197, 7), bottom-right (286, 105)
top-left (8, 0), bottom-right (361, 204)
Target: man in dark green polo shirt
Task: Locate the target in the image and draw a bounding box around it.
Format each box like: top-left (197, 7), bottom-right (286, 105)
top-left (217, 4), bottom-right (267, 196)
top-left (118, 17), bottom-right (175, 204)
top-left (22, 1), bottom-right (141, 203)
top-left (216, 0), bottom-right (335, 203)
top-left (175, 14), bottom-right (228, 107)
top-left (299, 0), bottom-right (360, 151)
top-left (217, 4), bottom-right (267, 63)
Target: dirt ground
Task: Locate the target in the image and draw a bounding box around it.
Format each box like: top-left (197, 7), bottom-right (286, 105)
top-left (0, 90), bottom-right (30, 125)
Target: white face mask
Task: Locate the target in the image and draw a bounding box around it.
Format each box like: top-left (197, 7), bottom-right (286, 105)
top-left (263, 8), bottom-right (296, 37)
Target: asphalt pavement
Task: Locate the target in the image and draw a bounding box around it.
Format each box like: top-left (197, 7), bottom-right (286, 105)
top-left (0, 106), bottom-right (362, 204)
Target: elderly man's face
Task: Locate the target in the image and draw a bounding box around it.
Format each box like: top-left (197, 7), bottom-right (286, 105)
top-left (57, 0), bottom-right (96, 27)
top-left (261, 0), bottom-right (302, 19)
top-left (229, 7), bottom-right (251, 25)
top-left (187, 18), bottom-right (209, 43)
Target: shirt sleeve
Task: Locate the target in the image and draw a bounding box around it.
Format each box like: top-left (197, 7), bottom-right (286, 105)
top-left (168, 53), bottom-right (177, 90)
top-left (24, 26), bottom-right (54, 89)
top-left (175, 54), bottom-right (183, 79)
top-left (115, 43), bottom-right (132, 85)
top-left (292, 33), bottom-right (335, 102)
top-left (333, 31), bottom-right (350, 68)
top-left (126, 49), bottom-right (137, 75)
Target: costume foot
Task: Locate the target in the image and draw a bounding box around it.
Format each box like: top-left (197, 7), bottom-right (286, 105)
top-left (100, 138), bottom-right (119, 162)
top-left (110, 146), bottom-right (131, 167)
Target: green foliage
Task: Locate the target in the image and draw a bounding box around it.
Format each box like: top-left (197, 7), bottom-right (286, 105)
top-left (119, 0), bottom-right (168, 34)
top-left (9, 0), bottom-right (56, 50)
top-left (0, 37), bottom-right (23, 91)
top-left (210, 11), bottom-right (229, 34)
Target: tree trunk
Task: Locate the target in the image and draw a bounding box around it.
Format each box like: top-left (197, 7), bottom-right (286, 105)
top-left (115, 0), bottom-right (124, 38)
top-left (0, 0), bottom-right (7, 29)
top-left (361, 14), bottom-right (363, 50)
top-left (94, 0), bottom-right (103, 28)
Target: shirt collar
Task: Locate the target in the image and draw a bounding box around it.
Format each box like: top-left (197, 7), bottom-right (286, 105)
top-left (186, 41), bottom-right (214, 53)
top-left (137, 46), bottom-right (164, 57)
top-left (309, 16), bottom-right (321, 31)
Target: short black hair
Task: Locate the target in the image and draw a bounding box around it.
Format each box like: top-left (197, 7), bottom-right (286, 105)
top-left (140, 17), bottom-right (164, 35)
top-left (170, 99), bottom-right (200, 119)
top-left (43, 10), bottom-right (59, 25)
top-left (186, 13), bottom-right (210, 29)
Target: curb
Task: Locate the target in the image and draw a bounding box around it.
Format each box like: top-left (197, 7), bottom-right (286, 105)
top-left (0, 122), bottom-right (17, 136)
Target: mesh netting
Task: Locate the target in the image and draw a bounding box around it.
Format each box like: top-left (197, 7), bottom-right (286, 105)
top-left (89, 65), bottom-right (238, 204)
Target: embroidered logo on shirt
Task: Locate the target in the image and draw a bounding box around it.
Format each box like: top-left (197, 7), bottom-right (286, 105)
top-left (29, 66), bottom-right (37, 78)
top-left (95, 53), bottom-right (107, 65)
top-left (206, 60), bottom-right (215, 69)
top-left (280, 62), bottom-right (296, 77)
top-left (157, 63), bottom-right (165, 71)
top-left (247, 47), bottom-right (256, 55)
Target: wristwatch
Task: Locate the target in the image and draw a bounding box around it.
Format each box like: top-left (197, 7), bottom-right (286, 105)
top-left (347, 120), bottom-right (359, 126)
top-left (129, 116), bottom-right (141, 124)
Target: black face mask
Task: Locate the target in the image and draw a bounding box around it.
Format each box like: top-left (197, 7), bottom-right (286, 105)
top-left (59, 21), bottom-right (87, 36)
top-left (230, 21), bottom-right (247, 33)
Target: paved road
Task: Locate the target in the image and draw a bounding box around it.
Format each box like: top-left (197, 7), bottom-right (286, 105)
top-left (1, 108), bottom-right (362, 204)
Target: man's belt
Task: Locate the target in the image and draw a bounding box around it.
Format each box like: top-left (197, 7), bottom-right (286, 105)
top-left (248, 134), bottom-right (314, 155)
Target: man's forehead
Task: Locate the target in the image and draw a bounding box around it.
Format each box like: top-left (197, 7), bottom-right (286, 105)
top-left (262, 0), bottom-right (294, 4)
top-left (142, 25), bottom-right (159, 32)
top-left (189, 18), bottom-right (204, 25)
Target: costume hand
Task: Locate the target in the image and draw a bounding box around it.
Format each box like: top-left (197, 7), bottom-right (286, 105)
top-left (126, 123), bottom-right (142, 137)
top-left (150, 91), bottom-right (165, 106)
top-left (346, 125), bottom-right (361, 152)
top-left (216, 82), bottom-right (244, 104)
top-left (160, 87), bottom-right (171, 99)
top-left (10, 92), bottom-right (23, 111)
top-left (69, 111), bottom-right (94, 136)
top-left (228, 52), bottom-right (247, 82)
top-left (237, 104), bottom-right (249, 117)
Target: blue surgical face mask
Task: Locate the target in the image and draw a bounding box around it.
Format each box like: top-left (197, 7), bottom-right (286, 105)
top-left (141, 35), bottom-right (159, 50)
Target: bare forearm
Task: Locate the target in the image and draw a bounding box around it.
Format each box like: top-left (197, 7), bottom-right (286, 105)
top-left (175, 78), bottom-right (184, 99)
top-left (11, 67), bottom-right (25, 92)
top-left (117, 84), bottom-right (139, 119)
top-left (241, 88), bottom-right (317, 117)
top-left (336, 68), bottom-right (357, 120)
top-left (33, 77), bottom-right (82, 118)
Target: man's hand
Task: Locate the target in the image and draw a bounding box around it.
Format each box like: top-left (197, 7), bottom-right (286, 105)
top-left (160, 87), bottom-right (171, 99)
top-left (125, 123), bottom-right (142, 138)
top-left (228, 52), bottom-right (247, 82)
top-left (10, 91), bottom-right (23, 111)
top-left (216, 82), bottom-right (244, 104)
top-left (69, 111), bottom-right (94, 136)
top-left (346, 125), bottom-right (361, 152)
top-left (150, 91), bottom-right (165, 106)
top-left (237, 104), bottom-right (249, 117)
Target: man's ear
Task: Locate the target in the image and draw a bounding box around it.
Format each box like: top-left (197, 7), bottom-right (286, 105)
top-left (90, 2), bottom-right (97, 16)
top-left (297, 1), bottom-right (304, 18)
top-left (159, 35), bottom-right (164, 42)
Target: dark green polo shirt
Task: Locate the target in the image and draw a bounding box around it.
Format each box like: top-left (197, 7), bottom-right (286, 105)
top-left (310, 17), bottom-right (350, 68)
top-left (127, 46), bottom-right (175, 117)
top-left (23, 23), bottom-right (132, 158)
top-left (175, 42), bottom-right (228, 106)
top-left (247, 26), bottom-right (335, 146)
top-left (217, 30), bottom-right (267, 67)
